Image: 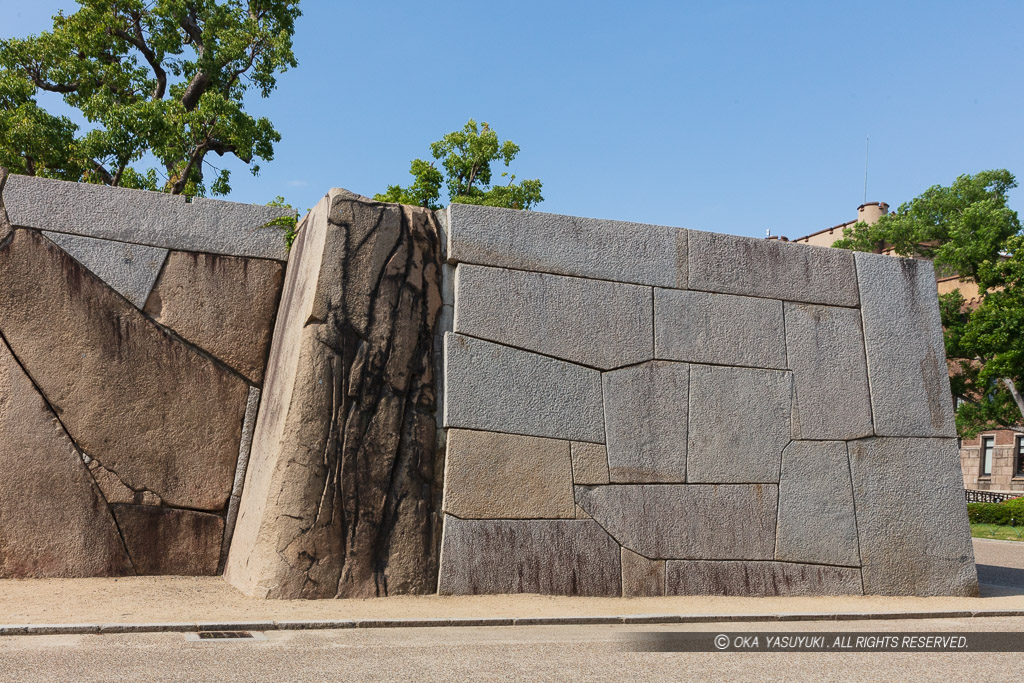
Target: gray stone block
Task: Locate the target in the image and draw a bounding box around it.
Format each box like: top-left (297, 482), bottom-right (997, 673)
top-left (443, 333), bottom-right (604, 442)
top-left (855, 253), bottom-right (956, 437)
top-left (574, 484), bottom-right (778, 560)
top-left (571, 442), bottom-right (609, 485)
top-left (785, 302), bottom-right (874, 440)
top-left (665, 561), bottom-right (863, 596)
top-left (621, 547), bottom-right (665, 597)
top-left (437, 516), bottom-right (621, 596)
top-left (446, 203), bottom-right (687, 287)
top-left (43, 232), bottom-right (167, 308)
top-left (5, 174), bottom-right (291, 260)
top-left (848, 437), bottom-right (978, 596)
top-left (454, 264), bottom-right (653, 370)
top-left (654, 289), bottom-right (786, 369)
top-left (686, 365), bottom-right (791, 483)
top-left (443, 429), bottom-right (575, 519)
top-left (688, 230), bottom-right (858, 306)
top-left (775, 441), bottom-right (860, 567)
top-left (603, 361), bottom-right (688, 483)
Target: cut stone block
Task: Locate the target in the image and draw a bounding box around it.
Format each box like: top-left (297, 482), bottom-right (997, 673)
top-left (143, 251), bottom-right (285, 383)
top-left (603, 361), bottom-right (688, 483)
top-left (0, 167), bottom-right (11, 242)
top-left (444, 333), bottom-right (604, 442)
top-left (686, 365), bottom-right (791, 483)
top-left (688, 230), bottom-right (858, 306)
top-left (437, 516), bottom-right (621, 596)
top-left (621, 547), bottom-right (665, 597)
top-left (574, 484), bottom-right (778, 560)
top-left (775, 441), bottom-right (860, 567)
top-left (856, 253), bottom-right (956, 437)
top-left (454, 264), bottom-right (653, 370)
top-left (665, 561), bottom-right (863, 596)
top-left (43, 232), bottom-right (167, 309)
top-left (785, 303), bottom-right (874, 440)
top-left (571, 442), bottom-right (609, 485)
top-left (447, 203), bottom-right (687, 288)
top-left (654, 289), bottom-right (786, 369)
top-left (87, 460), bottom-right (162, 506)
top-left (443, 429), bottom-right (574, 519)
top-left (4, 174), bottom-right (291, 260)
top-left (111, 504), bottom-right (223, 575)
top-left (848, 437), bottom-right (978, 596)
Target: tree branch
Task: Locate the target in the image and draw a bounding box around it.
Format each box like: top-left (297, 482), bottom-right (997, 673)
top-left (110, 10), bottom-right (167, 99)
top-left (180, 71), bottom-right (211, 110)
top-left (89, 160), bottom-right (114, 185)
top-left (1002, 378), bottom-right (1024, 424)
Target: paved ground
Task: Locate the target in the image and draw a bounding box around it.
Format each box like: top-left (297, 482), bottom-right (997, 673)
top-left (975, 538), bottom-right (1024, 595)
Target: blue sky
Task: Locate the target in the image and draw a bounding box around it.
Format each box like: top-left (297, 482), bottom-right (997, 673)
top-left (4, 1), bottom-right (1023, 239)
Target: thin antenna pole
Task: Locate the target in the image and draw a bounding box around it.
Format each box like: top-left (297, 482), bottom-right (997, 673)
top-left (863, 136), bottom-right (870, 204)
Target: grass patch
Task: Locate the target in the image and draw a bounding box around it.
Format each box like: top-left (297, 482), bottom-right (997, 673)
top-left (971, 523), bottom-right (1024, 541)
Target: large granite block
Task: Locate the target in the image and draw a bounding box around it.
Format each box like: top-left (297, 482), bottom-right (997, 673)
top-left (621, 547), bottom-right (665, 597)
top-left (785, 302), bottom-right (874, 440)
top-left (686, 365), bottom-right (791, 483)
top-left (856, 253), bottom-right (956, 437)
top-left (446, 203), bottom-right (687, 287)
top-left (654, 289), bottom-right (786, 369)
top-left (111, 504), bottom-right (224, 576)
top-left (437, 516), bottom-right (621, 596)
top-left (848, 437), bottom-right (978, 596)
top-left (571, 442), bottom-right (610, 485)
top-left (666, 561), bottom-right (863, 596)
top-left (775, 441), bottom-right (860, 567)
top-left (575, 484), bottom-right (778, 560)
top-left (603, 361), bottom-right (688, 482)
top-left (454, 264), bottom-right (653, 370)
top-left (444, 333), bottom-right (604, 442)
top-left (42, 232), bottom-right (166, 309)
top-left (688, 230), bottom-right (858, 306)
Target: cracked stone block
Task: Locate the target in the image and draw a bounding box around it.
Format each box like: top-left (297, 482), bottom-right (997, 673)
top-left (454, 264), bottom-right (653, 370)
top-left (571, 442), bottom-right (609, 485)
top-left (444, 333), bottom-right (604, 442)
top-left (848, 437), bottom-right (978, 596)
top-left (575, 484), bottom-right (778, 560)
top-left (665, 561), bottom-right (863, 596)
top-left (111, 504), bottom-right (224, 575)
top-left (688, 230), bottom-right (859, 306)
top-left (446, 203), bottom-right (687, 287)
top-left (686, 365), bottom-right (791, 483)
top-left (143, 251), bottom-right (284, 383)
top-left (603, 361), bottom-right (688, 483)
top-left (775, 441), bottom-right (860, 567)
top-left (437, 516), bottom-right (621, 596)
top-left (855, 253), bottom-right (956, 437)
top-left (88, 460), bottom-right (140, 505)
top-left (443, 429), bottom-right (575, 519)
top-left (785, 302), bottom-right (874, 440)
top-left (654, 289), bottom-right (786, 369)
top-left (4, 173), bottom-right (290, 260)
top-left (621, 547), bottom-right (665, 597)
top-left (42, 232), bottom-right (167, 309)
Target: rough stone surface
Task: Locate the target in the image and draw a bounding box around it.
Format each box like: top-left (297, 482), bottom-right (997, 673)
top-left (437, 516), bottom-right (621, 596)
top-left (447, 203), bottom-right (687, 287)
top-left (454, 264), bottom-right (653, 370)
top-left (575, 484), bottom-right (778, 560)
top-left (443, 429), bottom-right (574, 519)
top-left (219, 387), bottom-right (262, 570)
top-left (143, 251), bottom-right (284, 383)
top-left (848, 437), bottom-right (978, 596)
top-left (571, 442), bottom-right (609, 485)
top-left (225, 191), bottom-right (444, 599)
top-left (665, 561), bottom-right (863, 596)
top-left (603, 361), bottom-right (688, 483)
top-left (775, 441), bottom-right (860, 567)
top-left (621, 547), bottom-right (665, 597)
top-left (88, 460), bottom-right (161, 506)
top-left (444, 333), bottom-right (604, 442)
top-left (856, 253), bottom-right (956, 437)
top-left (1, 168), bottom-right (15, 242)
top-left (111, 504), bottom-right (223, 575)
top-left (4, 173), bottom-right (290, 260)
top-left (688, 230), bottom-right (859, 306)
top-left (42, 232), bottom-right (167, 309)
top-left (785, 303), bottom-right (874, 440)
top-left (654, 289), bottom-right (786, 369)
top-left (686, 365), bottom-right (791, 483)
top-left (0, 336), bottom-right (134, 578)
top-left (0, 229), bottom-right (249, 511)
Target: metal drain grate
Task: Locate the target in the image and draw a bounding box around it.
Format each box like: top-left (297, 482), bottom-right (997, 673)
top-left (198, 631), bottom-right (254, 639)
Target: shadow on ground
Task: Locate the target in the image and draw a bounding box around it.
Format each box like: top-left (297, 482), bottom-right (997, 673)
top-left (978, 564), bottom-right (1024, 596)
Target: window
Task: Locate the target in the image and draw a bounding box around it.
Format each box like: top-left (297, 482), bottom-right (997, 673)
top-left (1016, 436), bottom-right (1024, 477)
top-left (981, 436), bottom-right (994, 477)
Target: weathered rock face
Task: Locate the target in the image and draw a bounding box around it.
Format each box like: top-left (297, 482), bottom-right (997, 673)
top-left (112, 505), bottom-right (224, 575)
top-left (225, 190), bottom-right (443, 599)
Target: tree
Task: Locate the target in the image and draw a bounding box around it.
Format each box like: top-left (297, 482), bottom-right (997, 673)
top-left (0, 0), bottom-right (300, 197)
top-left (834, 170), bottom-right (1024, 437)
top-left (375, 119), bottom-right (543, 211)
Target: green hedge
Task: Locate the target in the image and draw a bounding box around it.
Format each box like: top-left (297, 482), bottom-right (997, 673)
top-left (968, 497), bottom-right (1024, 525)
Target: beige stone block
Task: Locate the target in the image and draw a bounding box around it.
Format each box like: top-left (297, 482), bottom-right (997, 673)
top-left (571, 442), bottom-right (609, 485)
top-left (621, 547), bottom-right (665, 597)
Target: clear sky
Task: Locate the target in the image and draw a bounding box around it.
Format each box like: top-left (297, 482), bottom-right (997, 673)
top-left (4, 0), bottom-right (1023, 239)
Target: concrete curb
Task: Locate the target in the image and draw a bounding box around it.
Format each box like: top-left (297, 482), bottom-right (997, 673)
top-left (1, 609), bottom-right (1022, 636)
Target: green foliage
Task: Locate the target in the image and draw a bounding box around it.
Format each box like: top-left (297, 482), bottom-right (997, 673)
top-left (375, 119), bottom-right (543, 211)
top-left (262, 195), bottom-right (299, 249)
top-left (0, 0), bottom-right (300, 197)
top-left (967, 498), bottom-right (1024, 526)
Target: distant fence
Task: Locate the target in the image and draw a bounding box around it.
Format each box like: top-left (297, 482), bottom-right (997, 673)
top-left (965, 489), bottom-right (1020, 503)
